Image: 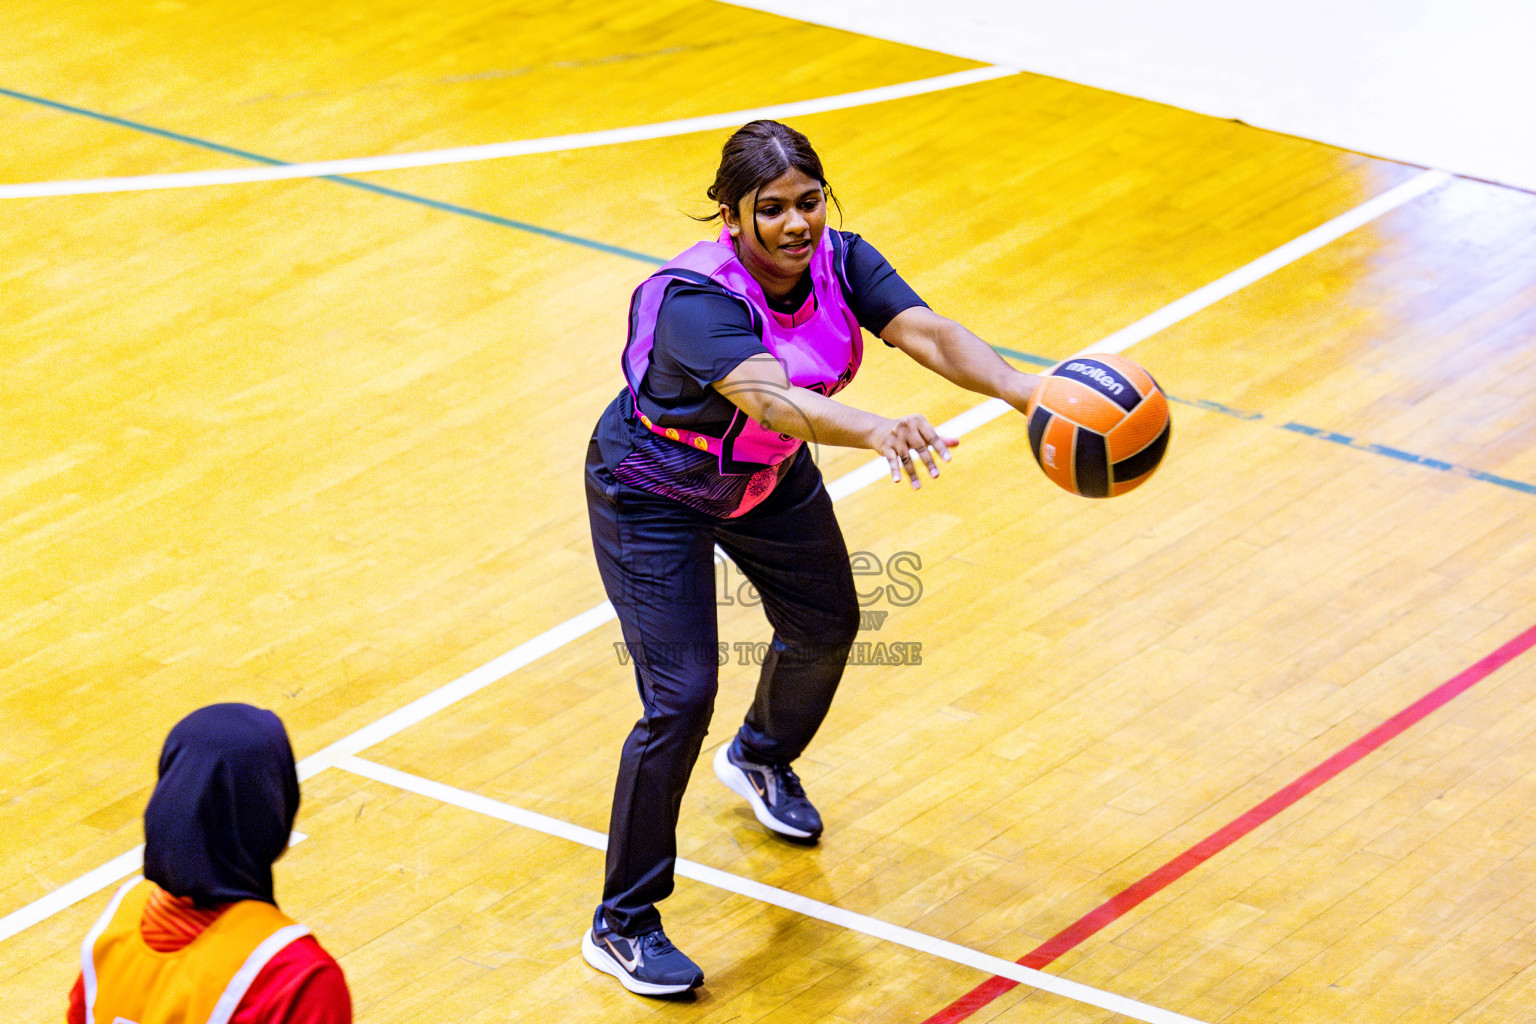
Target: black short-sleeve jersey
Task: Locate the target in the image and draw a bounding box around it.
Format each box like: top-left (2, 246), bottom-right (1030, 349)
top-left (595, 232), bottom-right (925, 475)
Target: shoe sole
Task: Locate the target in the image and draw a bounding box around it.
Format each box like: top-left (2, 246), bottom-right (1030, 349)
top-left (712, 744), bottom-right (818, 839)
top-left (581, 930), bottom-right (701, 996)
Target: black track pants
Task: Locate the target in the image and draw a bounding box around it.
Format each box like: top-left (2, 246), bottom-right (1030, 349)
top-left (585, 438), bottom-right (860, 935)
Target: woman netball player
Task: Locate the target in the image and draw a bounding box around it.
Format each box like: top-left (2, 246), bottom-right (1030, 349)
top-left (68, 704), bottom-right (351, 1022)
top-left (582, 120), bottom-right (1040, 995)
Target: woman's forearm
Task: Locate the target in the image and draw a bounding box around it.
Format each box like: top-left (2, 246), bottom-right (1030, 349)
top-left (716, 354), bottom-right (887, 450)
top-left (927, 321), bottom-right (1021, 395)
top-left (716, 353), bottom-right (957, 487)
top-left (883, 308), bottom-right (1039, 410)
top-left (752, 384), bottom-right (889, 449)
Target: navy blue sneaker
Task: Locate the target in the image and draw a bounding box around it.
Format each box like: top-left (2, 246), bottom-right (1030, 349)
top-left (582, 908), bottom-right (703, 996)
top-left (713, 738), bottom-right (823, 840)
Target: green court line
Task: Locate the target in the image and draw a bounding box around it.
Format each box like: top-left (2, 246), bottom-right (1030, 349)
top-left (996, 351), bottom-right (1534, 496)
top-left (0, 85), bottom-right (667, 265)
top-left (8, 86), bottom-right (1526, 497)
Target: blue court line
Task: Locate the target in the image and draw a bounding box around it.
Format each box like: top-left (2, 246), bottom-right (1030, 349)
top-left (1173, 398), bottom-right (1534, 494)
top-left (992, 346), bottom-right (1052, 368)
top-left (0, 85), bottom-right (667, 265)
top-left (8, 87), bottom-right (1527, 497)
top-left (1170, 395), bottom-right (1264, 421)
top-left (1278, 422), bottom-right (1536, 494)
top-left (996, 353), bottom-right (1535, 496)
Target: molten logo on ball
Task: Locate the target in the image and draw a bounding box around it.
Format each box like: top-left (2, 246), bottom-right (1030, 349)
top-left (1024, 354), bottom-right (1170, 498)
top-left (1062, 361), bottom-right (1126, 396)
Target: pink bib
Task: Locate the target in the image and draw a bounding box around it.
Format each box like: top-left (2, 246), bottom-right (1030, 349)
top-left (621, 227), bottom-right (864, 485)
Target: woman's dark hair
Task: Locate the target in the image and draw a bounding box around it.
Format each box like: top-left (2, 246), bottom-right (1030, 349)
top-left (697, 120), bottom-right (842, 242)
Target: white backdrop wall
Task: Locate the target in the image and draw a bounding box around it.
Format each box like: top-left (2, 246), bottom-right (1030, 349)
top-left (725, 0), bottom-right (1536, 193)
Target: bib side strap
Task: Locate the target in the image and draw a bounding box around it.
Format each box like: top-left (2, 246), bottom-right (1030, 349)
top-left (204, 923), bottom-right (311, 1024)
top-left (81, 876), bottom-right (144, 1022)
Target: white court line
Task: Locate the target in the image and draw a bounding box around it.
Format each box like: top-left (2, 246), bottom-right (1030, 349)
top-left (0, 847), bottom-right (148, 945)
top-left (337, 755), bottom-right (1210, 1024)
top-left (821, 165), bottom-right (1455, 483)
top-left (295, 602), bottom-right (619, 782)
top-left (0, 832), bottom-right (307, 943)
top-left (305, 164), bottom-right (1450, 770)
top-left (1088, 169), bottom-right (1452, 353)
top-left (0, 167), bottom-right (1451, 946)
top-left (0, 66), bottom-right (1015, 199)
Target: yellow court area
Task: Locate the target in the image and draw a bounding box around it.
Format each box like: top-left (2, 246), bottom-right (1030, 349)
top-left (4, 2), bottom-right (1536, 1022)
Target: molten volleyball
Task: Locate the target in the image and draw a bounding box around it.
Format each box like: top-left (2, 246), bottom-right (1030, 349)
top-left (1025, 354), bottom-right (1170, 498)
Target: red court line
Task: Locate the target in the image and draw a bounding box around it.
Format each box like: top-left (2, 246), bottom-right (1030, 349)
top-left (923, 620), bottom-right (1536, 1024)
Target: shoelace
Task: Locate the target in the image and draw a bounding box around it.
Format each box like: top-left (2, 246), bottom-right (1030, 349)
top-left (641, 929), bottom-right (680, 957)
top-left (771, 762), bottom-right (806, 799)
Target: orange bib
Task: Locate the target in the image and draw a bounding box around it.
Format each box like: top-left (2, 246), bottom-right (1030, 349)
top-left (83, 878), bottom-right (308, 1024)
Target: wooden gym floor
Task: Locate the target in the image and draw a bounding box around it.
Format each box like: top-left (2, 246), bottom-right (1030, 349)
top-left (3, 2), bottom-right (1535, 1021)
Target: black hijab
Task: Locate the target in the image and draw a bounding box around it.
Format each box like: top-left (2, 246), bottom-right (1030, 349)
top-left (142, 703), bottom-right (300, 908)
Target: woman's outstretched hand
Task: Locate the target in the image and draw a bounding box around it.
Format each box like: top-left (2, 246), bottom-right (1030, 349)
top-left (869, 414), bottom-right (961, 489)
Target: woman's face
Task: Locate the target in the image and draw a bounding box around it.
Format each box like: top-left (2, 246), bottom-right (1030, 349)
top-left (722, 166), bottom-right (827, 296)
